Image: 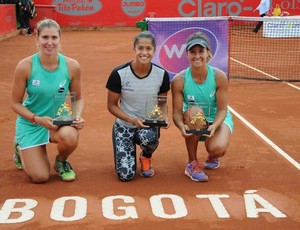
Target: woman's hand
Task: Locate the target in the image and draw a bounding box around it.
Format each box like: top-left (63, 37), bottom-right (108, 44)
top-left (71, 116), bottom-right (85, 130)
top-left (34, 116), bottom-right (58, 131)
top-left (181, 124), bottom-right (193, 138)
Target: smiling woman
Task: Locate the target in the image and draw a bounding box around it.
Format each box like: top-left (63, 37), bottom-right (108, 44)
top-left (106, 31), bottom-right (170, 182)
top-left (171, 31), bottom-right (234, 182)
top-left (11, 19), bottom-right (85, 184)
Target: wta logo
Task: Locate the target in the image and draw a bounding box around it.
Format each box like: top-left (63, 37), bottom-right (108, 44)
top-left (158, 28), bottom-right (218, 76)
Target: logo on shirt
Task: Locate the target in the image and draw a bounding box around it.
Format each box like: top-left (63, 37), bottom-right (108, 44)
top-left (122, 81), bottom-right (134, 92)
top-left (32, 80), bottom-right (40, 86)
top-left (187, 95), bottom-right (195, 103)
top-left (59, 80), bottom-right (67, 88)
top-left (210, 90), bottom-right (216, 97)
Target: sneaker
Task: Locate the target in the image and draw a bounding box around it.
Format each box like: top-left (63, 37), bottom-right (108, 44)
top-left (205, 156), bottom-right (220, 170)
top-left (185, 160), bottom-right (208, 182)
top-left (139, 153), bottom-right (154, 177)
top-left (54, 158), bottom-right (76, 182)
top-left (13, 141), bottom-right (22, 170)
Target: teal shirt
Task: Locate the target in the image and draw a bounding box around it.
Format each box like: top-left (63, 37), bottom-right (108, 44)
top-left (181, 65), bottom-right (233, 132)
top-left (16, 53), bottom-right (71, 149)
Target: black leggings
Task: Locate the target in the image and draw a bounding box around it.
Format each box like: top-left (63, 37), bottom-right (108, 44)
top-left (112, 122), bottom-right (160, 181)
top-left (253, 13), bottom-right (266, 32)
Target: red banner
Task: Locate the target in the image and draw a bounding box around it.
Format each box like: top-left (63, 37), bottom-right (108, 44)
top-left (0, 4), bottom-right (17, 35)
top-left (33, 0), bottom-right (300, 27)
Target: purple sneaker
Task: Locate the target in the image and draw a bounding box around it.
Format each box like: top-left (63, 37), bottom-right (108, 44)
top-left (205, 156), bottom-right (220, 170)
top-left (185, 160), bottom-right (208, 182)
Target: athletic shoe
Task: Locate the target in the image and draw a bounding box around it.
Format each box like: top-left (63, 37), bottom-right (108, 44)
top-left (54, 158), bottom-right (76, 182)
top-left (205, 156), bottom-right (220, 170)
top-left (185, 160), bottom-right (209, 182)
top-left (139, 153), bottom-right (154, 177)
top-left (13, 141), bottom-right (22, 170)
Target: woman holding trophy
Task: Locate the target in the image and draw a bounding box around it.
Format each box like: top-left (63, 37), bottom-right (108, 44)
top-left (172, 32), bottom-right (234, 182)
top-left (11, 19), bottom-right (85, 183)
top-left (106, 31), bottom-right (170, 181)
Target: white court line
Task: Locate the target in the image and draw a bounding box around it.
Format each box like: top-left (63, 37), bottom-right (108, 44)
top-left (230, 57), bottom-right (300, 90)
top-left (228, 106), bottom-right (300, 170)
top-left (230, 58), bottom-right (300, 169)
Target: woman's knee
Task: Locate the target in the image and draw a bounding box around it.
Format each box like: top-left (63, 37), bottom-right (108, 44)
top-left (206, 143), bottom-right (228, 158)
top-left (29, 172), bottom-right (50, 184)
top-left (57, 127), bottom-right (79, 146)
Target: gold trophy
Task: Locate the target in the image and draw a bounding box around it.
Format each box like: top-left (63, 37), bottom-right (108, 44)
top-left (186, 102), bottom-right (211, 135)
top-left (53, 92), bottom-right (76, 126)
top-left (143, 95), bottom-right (168, 127)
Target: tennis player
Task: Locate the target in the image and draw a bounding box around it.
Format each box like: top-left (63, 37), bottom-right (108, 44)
top-left (172, 32), bottom-right (234, 182)
top-left (106, 31), bottom-right (170, 181)
top-left (11, 19), bottom-right (85, 183)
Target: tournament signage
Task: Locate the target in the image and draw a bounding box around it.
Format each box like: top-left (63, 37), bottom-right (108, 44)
top-left (31, 0), bottom-right (300, 27)
top-left (263, 16), bottom-right (300, 38)
top-left (148, 18), bottom-right (228, 81)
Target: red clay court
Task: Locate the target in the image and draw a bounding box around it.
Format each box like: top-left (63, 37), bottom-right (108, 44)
top-left (0, 30), bottom-right (299, 229)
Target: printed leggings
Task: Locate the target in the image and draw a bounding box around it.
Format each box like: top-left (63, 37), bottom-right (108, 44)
top-left (112, 122), bottom-right (160, 181)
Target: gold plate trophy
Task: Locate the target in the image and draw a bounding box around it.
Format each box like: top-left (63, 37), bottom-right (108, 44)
top-left (186, 102), bottom-right (211, 135)
top-left (53, 92), bottom-right (76, 126)
top-left (143, 95), bottom-right (168, 127)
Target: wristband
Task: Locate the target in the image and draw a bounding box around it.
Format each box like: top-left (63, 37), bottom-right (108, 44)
top-left (30, 114), bottom-right (37, 124)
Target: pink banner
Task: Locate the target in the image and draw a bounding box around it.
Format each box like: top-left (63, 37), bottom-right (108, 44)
top-left (32, 0), bottom-right (300, 27)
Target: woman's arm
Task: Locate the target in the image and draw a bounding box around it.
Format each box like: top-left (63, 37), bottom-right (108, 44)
top-left (11, 57), bottom-right (35, 122)
top-left (211, 69), bottom-right (228, 131)
top-left (171, 75), bottom-right (189, 136)
top-left (68, 57), bottom-right (84, 117)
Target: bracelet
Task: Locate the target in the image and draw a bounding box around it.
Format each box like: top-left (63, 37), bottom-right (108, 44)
top-left (30, 114), bottom-right (37, 124)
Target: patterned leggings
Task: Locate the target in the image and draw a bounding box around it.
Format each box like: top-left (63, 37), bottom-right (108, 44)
top-left (112, 122), bottom-right (160, 181)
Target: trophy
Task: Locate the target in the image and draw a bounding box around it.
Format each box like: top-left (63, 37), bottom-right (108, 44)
top-left (143, 95), bottom-right (168, 127)
top-left (53, 92), bottom-right (76, 125)
top-left (186, 102), bottom-right (211, 135)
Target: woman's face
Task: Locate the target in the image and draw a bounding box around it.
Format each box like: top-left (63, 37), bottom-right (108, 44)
top-left (134, 38), bottom-right (155, 65)
top-left (37, 27), bottom-right (61, 55)
top-left (187, 45), bottom-right (208, 68)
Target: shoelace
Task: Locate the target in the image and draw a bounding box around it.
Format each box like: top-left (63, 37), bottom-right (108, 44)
top-left (140, 157), bottom-right (152, 170)
top-left (191, 161), bottom-right (202, 172)
top-left (61, 161), bottom-right (72, 172)
top-left (206, 156), bottom-right (217, 163)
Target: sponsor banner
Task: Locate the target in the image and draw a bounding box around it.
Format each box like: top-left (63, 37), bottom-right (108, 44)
top-left (32, 0), bottom-right (300, 27)
top-left (148, 18), bottom-right (228, 81)
top-left (0, 4), bottom-right (17, 35)
top-left (263, 17), bottom-right (300, 38)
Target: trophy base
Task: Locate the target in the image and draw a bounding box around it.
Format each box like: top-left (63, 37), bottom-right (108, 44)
top-left (186, 129), bottom-right (211, 135)
top-left (143, 119), bottom-right (168, 127)
top-left (53, 120), bottom-right (73, 126)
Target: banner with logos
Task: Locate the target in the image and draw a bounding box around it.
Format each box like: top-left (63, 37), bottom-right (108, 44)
top-left (32, 0), bottom-right (300, 27)
top-left (263, 17), bottom-right (300, 38)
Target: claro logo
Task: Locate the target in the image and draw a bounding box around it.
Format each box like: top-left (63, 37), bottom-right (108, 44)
top-left (158, 28), bottom-right (218, 75)
top-left (178, 0), bottom-right (253, 16)
top-left (122, 0), bottom-right (145, 17)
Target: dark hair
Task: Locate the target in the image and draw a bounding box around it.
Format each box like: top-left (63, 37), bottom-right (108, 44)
top-left (37, 19), bottom-right (61, 37)
top-left (133, 31), bottom-right (156, 48)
